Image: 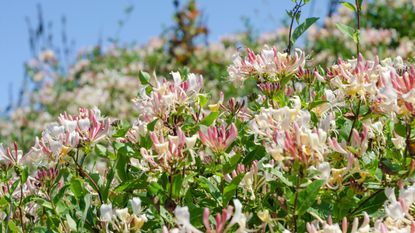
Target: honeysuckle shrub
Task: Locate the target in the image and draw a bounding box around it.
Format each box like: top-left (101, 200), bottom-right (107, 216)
top-left (1, 43), bottom-right (415, 232)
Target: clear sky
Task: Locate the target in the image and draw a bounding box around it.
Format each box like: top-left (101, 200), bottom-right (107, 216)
top-left (0, 0), bottom-right (328, 109)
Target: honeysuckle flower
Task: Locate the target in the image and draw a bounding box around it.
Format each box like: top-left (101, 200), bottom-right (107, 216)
top-left (202, 199), bottom-right (248, 233)
top-left (20, 144), bottom-right (49, 169)
top-left (35, 167), bottom-right (59, 186)
top-left (125, 119), bottom-right (149, 143)
top-left (76, 107), bottom-right (111, 142)
top-left (249, 100), bottom-right (309, 138)
top-left (328, 137), bottom-right (349, 155)
top-left (400, 183), bottom-right (415, 205)
top-left (130, 197), bottom-right (142, 216)
top-left (384, 188), bottom-right (407, 220)
top-left (257, 209), bottom-right (270, 223)
top-left (392, 133), bottom-right (406, 149)
top-left (174, 206), bottom-right (202, 233)
top-left (115, 208), bottom-right (130, 223)
top-left (100, 203), bottom-right (113, 222)
top-left (314, 162), bottom-right (331, 183)
top-left (307, 213), bottom-right (370, 233)
top-left (198, 123), bottom-right (238, 154)
top-left (0, 142), bottom-right (22, 167)
top-left (351, 125), bottom-right (369, 155)
top-left (228, 46), bottom-right (305, 84)
top-left (203, 206), bottom-right (232, 233)
top-left (226, 199), bottom-right (247, 232)
top-left (326, 54), bottom-right (380, 100)
top-left (134, 72), bottom-right (204, 122)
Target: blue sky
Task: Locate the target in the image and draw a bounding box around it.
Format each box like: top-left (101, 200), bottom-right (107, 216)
top-left (0, 0), bottom-right (328, 109)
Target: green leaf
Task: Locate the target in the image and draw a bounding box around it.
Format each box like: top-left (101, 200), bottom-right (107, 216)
top-left (292, 17), bottom-right (319, 44)
top-left (95, 144), bottom-right (107, 157)
top-left (10, 179), bottom-right (20, 194)
top-left (200, 112), bottom-right (219, 126)
top-left (286, 10), bottom-right (293, 18)
top-left (271, 170), bottom-right (293, 187)
top-left (148, 182), bottom-right (164, 195)
top-left (80, 194), bottom-right (91, 230)
top-left (70, 177), bottom-right (85, 200)
top-left (112, 122), bottom-right (130, 138)
top-left (308, 100), bottom-right (328, 110)
top-left (171, 174), bottom-right (184, 198)
top-left (336, 23), bottom-right (358, 43)
top-left (341, 1), bottom-right (356, 11)
top-left (116, 151), bottom-right (128, 181)
top-left (138, 71), bottom-right (150, 85)
top-left (198, 94), bottom-right (208, 107)
top-left (114, 178), bottom-right (149, 192)
top-left (53, 184), bottom-right (68, 205)
top-left (350, 190), bottom-right (386, 217)
top-left (101, 168), bottom-right (115, 202)
top-left (223, 154), bottom-right (242, 174)
top-left (395, 123), bottom-right (407, 137)
top-left (8, 221), bottom-right (19, 232)
top-left (66, 214), bottom-right (77, 231)
top-left (295, 11), bottom-right (301, 24)
top-left (147, 119), bottom-right (158, 131)
top-left (297, 180), bottom-right (324, 215)
top-left (223, 174), bottom-right (244, 205)
top-left (243, 143), bottom-right (266, 165)
top-left (0, 197), bottom-right (8, 206)
top-left (333, 189), bottom-right (358, 219)
top-left (357, 0), bottom-right (363, 9)
top-left (198, 177), bottom-right (221, 201)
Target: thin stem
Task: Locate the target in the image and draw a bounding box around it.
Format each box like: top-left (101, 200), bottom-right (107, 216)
top-left (404, 120), bottom-right (411, 161)
top-left (71, 151), bottom-right (103, 204)
top-left (16, 168), bottom-right (25, 233)
top-left (348, 99), bottom-right (362, 143)
top-left (292, 173), bottom-right (301, 232)
top-left (78, 164), bottom-right (103, 204)
top-left (286, 0), bottom-right (305, 54)
top-left (355, 0), bottom-right (361, 55)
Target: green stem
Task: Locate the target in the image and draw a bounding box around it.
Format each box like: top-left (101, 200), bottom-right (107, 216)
top-left (404, 121), bottom-right (412, 162)
top-left (292, 174), bottom-right (300, 232)
top-left (71, 152), bottom-right (103, 204)
top-left (355, 0), bottom-right (361, 55)
top-left (16, 169), bottom-right (25, 233)
top-left (286, 0), bottom-right (305, 54)
top-left (348, 99), bottom-right (362, 143)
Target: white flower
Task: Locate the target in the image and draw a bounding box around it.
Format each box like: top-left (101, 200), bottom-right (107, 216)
top-left (174, 206), bottom-right (202, 233)
top-left (100, 203), bottom-right (113, 222)
top-left (131, 197), bottom-right (142, 216)
top-left (63, 120), bottom-right (77, 132)
top-left (185, 134), bottom-right (198, 149)
top-left (318, 162), bottom-right (331, 182)
top-left (400, 184), bottom-right (415, 204)
top-left (115, 208), bottom-right (130, 223)
top-left (78, 118), bottom-right (90, 131)
top-left (384, 188), bottom-right (406, 220)
top-left (226, 199), bottom-right (247, 232)
top-left (0, 145), bottom-right (9, 165)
